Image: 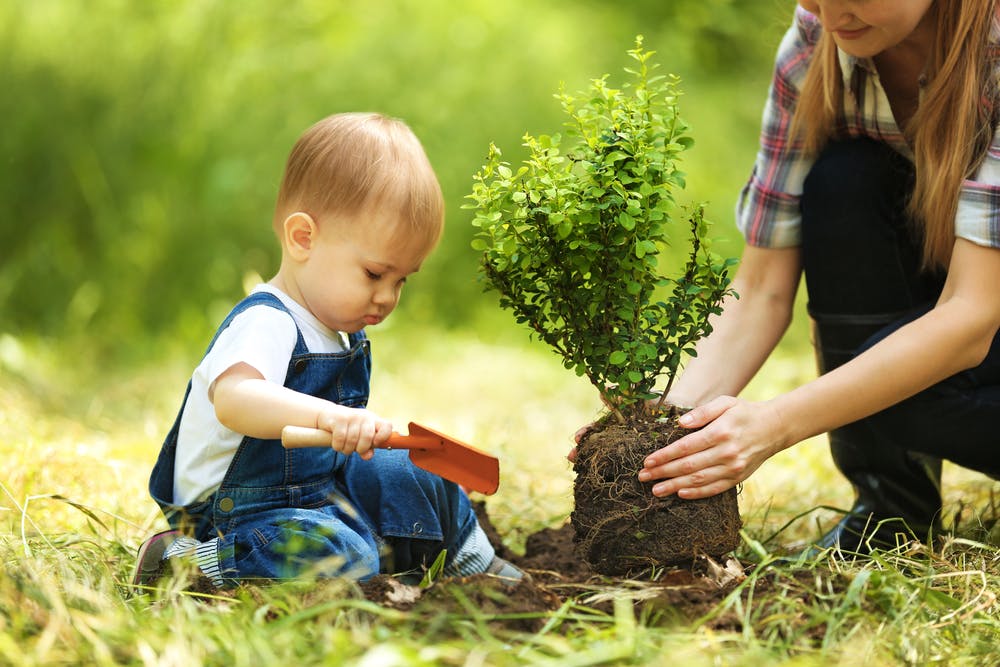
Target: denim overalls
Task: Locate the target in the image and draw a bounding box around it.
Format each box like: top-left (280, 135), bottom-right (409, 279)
top-left (149, 292), bottom-right (477, 582)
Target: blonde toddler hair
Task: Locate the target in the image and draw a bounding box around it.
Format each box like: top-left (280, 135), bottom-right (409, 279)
top-left (274, 112), bottom-right (445, 254)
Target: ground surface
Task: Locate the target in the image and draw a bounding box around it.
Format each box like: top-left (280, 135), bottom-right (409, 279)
top-left (356, 502), bottom-right (760, 633)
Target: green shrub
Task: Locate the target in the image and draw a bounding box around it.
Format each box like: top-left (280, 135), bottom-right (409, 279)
top-left (468, 38), bottom-right (735, 420)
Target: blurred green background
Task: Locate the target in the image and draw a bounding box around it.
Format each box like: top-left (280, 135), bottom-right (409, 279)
top-left (0, 0), bottom-right (798, 363)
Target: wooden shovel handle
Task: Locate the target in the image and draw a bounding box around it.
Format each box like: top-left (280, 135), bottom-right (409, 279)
top-left (281, 425), bottom-right (443, 450)
top-left (282, 422), bottom-right (499, 495)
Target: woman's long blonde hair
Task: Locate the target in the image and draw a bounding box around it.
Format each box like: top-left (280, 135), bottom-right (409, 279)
top-left (794, 1), bottom-right (999, 269)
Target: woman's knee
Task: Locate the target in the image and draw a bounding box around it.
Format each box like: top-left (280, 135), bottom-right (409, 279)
top-left (865, 378), bottom-right (1000, 477)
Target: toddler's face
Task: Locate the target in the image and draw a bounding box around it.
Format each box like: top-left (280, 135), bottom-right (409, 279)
top-left (297, 213), bottom-right (428, 333)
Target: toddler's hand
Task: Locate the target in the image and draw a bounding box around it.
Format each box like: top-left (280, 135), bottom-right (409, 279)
top-left (317, 405), bottom-right (392, 460)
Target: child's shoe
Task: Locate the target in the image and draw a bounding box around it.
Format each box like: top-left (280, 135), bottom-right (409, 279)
top-left (130, 530), bottom-right (220, 594)
top-left (131, 529), bottom-right (180, 590)
top-left (486, 555), bottom-right (526, 584)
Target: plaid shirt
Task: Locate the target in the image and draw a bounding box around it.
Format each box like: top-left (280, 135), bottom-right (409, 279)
top-left (737, 7), bottom-right (1000, 249)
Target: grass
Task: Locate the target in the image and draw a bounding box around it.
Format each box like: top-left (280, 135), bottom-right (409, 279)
top-left (2, 322), bottom-right (1000, 666)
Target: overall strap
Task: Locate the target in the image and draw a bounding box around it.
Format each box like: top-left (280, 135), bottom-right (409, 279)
top-left (204, 291), bottom-right (309, 357)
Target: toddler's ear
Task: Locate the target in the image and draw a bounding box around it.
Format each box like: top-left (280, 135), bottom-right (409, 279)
top-left (283, 212), bottom-right (317, 260)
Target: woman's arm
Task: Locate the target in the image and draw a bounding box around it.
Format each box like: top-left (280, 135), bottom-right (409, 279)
top-left (642, 238), bottom-right (1000, 499)
top-left (212, 362), bottom-right (392, 458)
top-left (665, 244), bottom-right (802, 406)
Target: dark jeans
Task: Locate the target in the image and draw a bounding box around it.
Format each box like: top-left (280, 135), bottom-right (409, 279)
top-left (800, 137), bottom-right (1000, 479)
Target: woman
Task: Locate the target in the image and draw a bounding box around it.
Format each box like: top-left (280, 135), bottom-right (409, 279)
top-left (635, 0), bottom-right (1000, 551)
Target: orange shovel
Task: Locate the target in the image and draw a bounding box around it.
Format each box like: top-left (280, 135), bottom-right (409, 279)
top-left (281, 421), bottom-right (500, 495)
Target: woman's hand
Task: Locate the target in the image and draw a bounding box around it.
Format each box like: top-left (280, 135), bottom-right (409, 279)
top-left (638, 396), bottom-right (790, 499)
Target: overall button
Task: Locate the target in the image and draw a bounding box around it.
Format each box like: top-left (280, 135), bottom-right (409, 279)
top-left (412, 522), bottom-right (423, 535)
top-left (294, 359), bottom-right (308, 373)
top-left (218, 497), bottom-right (235, 512)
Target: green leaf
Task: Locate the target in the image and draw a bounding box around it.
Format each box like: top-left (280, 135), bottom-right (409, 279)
top-left (635, 239), bottom-right (657, 258)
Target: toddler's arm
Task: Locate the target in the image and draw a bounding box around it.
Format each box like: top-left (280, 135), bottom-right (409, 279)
top-left (211, 362), bottom-right (391, 459)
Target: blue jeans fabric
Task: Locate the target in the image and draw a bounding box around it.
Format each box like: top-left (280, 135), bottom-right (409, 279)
top-left (800, 138), bottom-right (1000, 479)
top-left (149, 291), bottom-right (478, 583)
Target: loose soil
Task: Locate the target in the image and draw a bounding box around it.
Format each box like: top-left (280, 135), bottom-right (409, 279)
top-left (358, 501), bottom-right (755, 633)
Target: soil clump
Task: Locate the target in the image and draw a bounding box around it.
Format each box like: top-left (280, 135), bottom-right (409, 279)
top-left (572, 417), bottom-right (742, 575)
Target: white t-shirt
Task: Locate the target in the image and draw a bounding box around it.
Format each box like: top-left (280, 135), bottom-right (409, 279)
top-left (172, 284), bottom-right (348, 505)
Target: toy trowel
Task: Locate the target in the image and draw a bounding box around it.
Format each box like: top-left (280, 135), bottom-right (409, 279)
top-left (281, 421), bottom-right (500, 495)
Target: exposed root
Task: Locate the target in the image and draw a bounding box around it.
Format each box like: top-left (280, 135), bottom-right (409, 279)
top-left (571, 417), bottom-right (742, 576)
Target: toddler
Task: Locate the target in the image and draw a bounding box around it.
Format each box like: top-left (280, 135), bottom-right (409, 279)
top-left (132, 112), bottom-right (520, 588)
